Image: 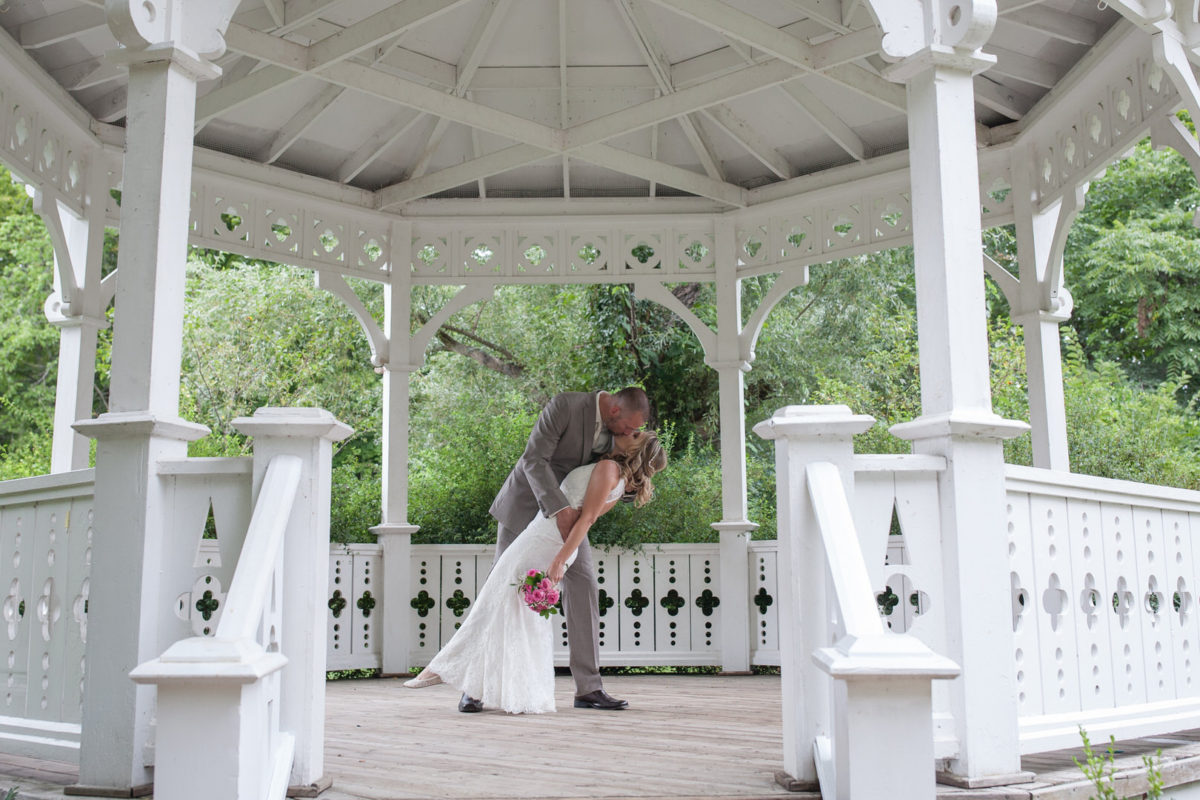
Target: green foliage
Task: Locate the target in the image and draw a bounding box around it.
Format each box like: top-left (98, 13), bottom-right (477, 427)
top-left (408, 384), bottom-right (537, 543)
top-left (1067, 134), bottom-right (1200, 403)
top-left (0, 174), bottom-right (56, 458)
top-left (1073, 727), bottom-right (1165, 800)
top-left (1060, 336), bottom-right (1200, 489)
top-left (1074, 727), bottom-right (1122, 800)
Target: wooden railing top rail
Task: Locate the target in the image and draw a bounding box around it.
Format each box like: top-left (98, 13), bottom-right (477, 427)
top-left (807, 461), bottom-right (885, 638)
top-left (156, 457), bottom-right (253, 477)
top-left (216, 455), bottom-right (301, 642)
top-left (853, 454), bottom-right (946, 473)
top-left (1005, 464), bottom-right (1200, 512)
top-left (0, 468), bottom-right (94, 500)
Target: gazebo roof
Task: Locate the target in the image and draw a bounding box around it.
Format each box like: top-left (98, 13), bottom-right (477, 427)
top-left (1, 0), bottom-right (1121, 215)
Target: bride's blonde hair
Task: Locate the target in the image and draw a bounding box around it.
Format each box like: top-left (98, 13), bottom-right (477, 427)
top-left (607, 431), bottom-right (667, 507)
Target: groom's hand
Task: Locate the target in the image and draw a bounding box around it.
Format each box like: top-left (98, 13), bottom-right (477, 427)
top-left (555, 507), bottom-right (580, 541)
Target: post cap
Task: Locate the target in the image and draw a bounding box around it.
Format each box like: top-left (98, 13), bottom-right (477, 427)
top-left (232, 407), bottom-right (353, 442)
top-left (753, 405), bottom-right (875, 441)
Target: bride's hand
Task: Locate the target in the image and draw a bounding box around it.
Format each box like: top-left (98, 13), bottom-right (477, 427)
top-left (548, 554), bottom-right (569, 584)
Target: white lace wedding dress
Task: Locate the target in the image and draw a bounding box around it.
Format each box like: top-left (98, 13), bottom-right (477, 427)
top-left (425, 462), bottom-right (623, 713)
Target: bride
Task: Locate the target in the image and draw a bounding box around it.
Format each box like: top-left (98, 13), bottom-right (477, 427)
top-left (404, 429), bottom-right (667, 713)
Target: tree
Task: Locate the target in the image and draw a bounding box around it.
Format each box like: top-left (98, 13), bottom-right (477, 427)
top-left (1065, 136), bottom-right (1200, 401)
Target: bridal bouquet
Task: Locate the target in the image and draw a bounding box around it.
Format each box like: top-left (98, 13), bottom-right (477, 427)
top-left (516, 569), bottom-right (560, 619)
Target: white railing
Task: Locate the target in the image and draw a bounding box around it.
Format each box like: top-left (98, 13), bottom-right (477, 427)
top-left (806, 462), bottom-right (959, 800)
top-left (328, 540), bottom-right (778, 670)
top-left (0, 469), bottom-right (93, 762)
top-left (1005, 465), bottom-right (1200, 753)
top-left (132, 454), bottom-right (300, 800)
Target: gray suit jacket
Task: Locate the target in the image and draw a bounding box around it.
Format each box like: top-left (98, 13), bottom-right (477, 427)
top-left (489, 391), bottom-right (599, 533)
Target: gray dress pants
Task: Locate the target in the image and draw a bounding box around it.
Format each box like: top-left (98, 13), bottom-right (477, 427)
top-left (496, 521), bottom-right (603, 695)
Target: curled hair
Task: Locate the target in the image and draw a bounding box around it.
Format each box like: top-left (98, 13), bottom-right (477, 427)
top-left (607, 430), bottom-right (667, 507)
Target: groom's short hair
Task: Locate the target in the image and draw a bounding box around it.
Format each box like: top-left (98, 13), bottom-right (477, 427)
top-left (613, 387), bottom-right (650, 418)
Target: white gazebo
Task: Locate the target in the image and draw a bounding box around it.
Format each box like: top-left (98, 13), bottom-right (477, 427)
top-left (3, 0), bottom-right (1200, 798)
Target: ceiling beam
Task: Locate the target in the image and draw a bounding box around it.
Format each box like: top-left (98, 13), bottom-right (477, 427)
top-left (564, 59), bottom-right (801, 150)
top-left (647, 0), bottom-right (903, 112)
top-left (19, 6), bottom-right (106, 49)
top-left (49, 56), bottom-right (123, 91)
top-left (378, 143), bottom-right (550, 207)
top-left (259, 34), bottom-right (408, 164)
top-left (336, 109), bottom-right (429, 183)
top-left (986, 45), bottom-right (1068, 89)
top-left (998, 7), bottom-right (1100, 46)
top-left (645, 0), bottom-right (876, 72)
top-left (406, 0), bottom-right (512, 181)
top-left (700, 104), bottom-right (794, 178)
top-left (573, 143), bottom-right (747, 206)
top-left (321, 59), bottom-right (564, 151)
top-left (782, 0), bottom-right (853, 34)
top-left (973, 75), bottom-right (1034, 119)
top-left (263, 0), bottom-right (286, 28)
top-left (306, 0), bottom-right (473, 70)
top-left (260, 83), bottom-right (344, 163)
top-left (779, 80), bottom-right (868, 160)
top-left (194, 64), bottom-right (296, 126)
top-left (615, 0), bottom-right (725, 182)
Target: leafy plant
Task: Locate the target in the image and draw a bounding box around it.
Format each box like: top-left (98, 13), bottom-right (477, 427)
top-left (1074, 726), bottom-right (1166, 800)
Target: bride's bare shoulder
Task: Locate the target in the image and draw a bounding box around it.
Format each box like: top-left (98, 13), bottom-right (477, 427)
top-left (588, 459), bottom-right (620, 485)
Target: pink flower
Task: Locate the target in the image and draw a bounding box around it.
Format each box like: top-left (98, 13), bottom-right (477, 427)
top-left (546, 589), bottom-right (560, 604)
top-left (539, 578), bottom-right (553, 591)
top-left (527, 569), bottom-right (540, 578)
top-left (531, 589), bottom-right (546, 604)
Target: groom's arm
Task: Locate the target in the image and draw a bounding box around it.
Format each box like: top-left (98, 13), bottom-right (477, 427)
top-left (517, 393), bottom-right (575, 519)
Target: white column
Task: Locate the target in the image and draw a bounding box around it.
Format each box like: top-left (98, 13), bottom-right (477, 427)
top-left (234, 408), bottom-right (351, 794)
top-left (46, 169), bottom-right (108, 473)
top-left (1011, 156), bottom-right (1072, 471)
top-left (709, 221), bottom-right (755, 674)
top-left (374, 226), bottom-right (420, 676)
top-left (70, 40), bottom-right (217, 795)
top-left (1018, 310), bottom-right (1070, 470)
top-left (753, 405), bottom-right (874, 790)
top-left (887, 49), bottom-right (1032, 787)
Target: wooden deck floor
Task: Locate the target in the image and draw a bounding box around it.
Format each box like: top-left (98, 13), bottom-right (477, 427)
top-left (322, 674), bottom-right (792, 800)
top-left (3, 675), bottom-right (1200, 799)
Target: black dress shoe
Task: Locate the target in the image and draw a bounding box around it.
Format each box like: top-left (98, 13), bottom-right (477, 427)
top-left (573, 689), bottom-right (628, 710)
top-left (458, 693), bottom-right (483, 713)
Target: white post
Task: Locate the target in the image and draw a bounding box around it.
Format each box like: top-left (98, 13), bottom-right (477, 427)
top-left (1011, 153), bottom-right (1072, 471)
top-left (753, 405), bottom-right (874, 790)
top-left (710, 221), bottom-right (755, 674)
top-left (234, 408), bottom-right (351, 795)
top-left (70, 32), bottom-right (217, 795)
top-left (45, 174), bottom-right (107, 473)
top-left (886, 44), bottom-right (1032, 787)
top-left (374, 222), bottom-right (419, 676)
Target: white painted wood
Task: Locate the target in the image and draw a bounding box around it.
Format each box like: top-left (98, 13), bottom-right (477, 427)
top-left (43, 181), bottom-right (106, 474)
top-left (889, 42), bottom-right (1032, 786)
top-left (18, 7), bottom-right (106, 50)
top-left (232, 408), bottom-right (351, 790)
top-left (753, 405), bottom-right (873, 787)
top-left (779, 81), bottom-right (868, 161)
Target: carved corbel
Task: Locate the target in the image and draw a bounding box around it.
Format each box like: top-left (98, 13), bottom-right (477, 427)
top-left (737, 269), bottom-right (808, 366)
top-left (1153, 33), bottom-right (1200, 128)
top-left (31, 189), bottom-right (80, 317)
top-left (105, 0), bottom-right (241, 76)
top-left (865, 0), bottom-right (996, 63)
top-left (314, 271), bottom-right (389, 368)
top-left (631, 279), bottom-right (718, 363)
top-left (1151, 113), bottom-right (1200, 228)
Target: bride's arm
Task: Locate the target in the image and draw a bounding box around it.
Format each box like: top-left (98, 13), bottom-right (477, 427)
top-left (547, 461), bottom-right (620, 584)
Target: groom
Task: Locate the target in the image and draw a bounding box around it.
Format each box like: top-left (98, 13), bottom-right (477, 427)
top-left (457, 387), bottom-right (650, 713)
